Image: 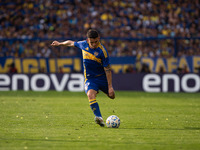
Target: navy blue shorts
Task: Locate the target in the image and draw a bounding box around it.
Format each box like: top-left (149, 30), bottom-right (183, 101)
top-left (84, 75), bottom-right (108, 94)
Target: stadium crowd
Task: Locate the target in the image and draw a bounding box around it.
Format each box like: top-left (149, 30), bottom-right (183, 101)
top-left (0, 0), bottom-right (200, 59)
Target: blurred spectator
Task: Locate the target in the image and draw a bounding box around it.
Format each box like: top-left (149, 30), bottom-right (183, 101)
top-left (39, 67), bottom-right (46, 73)
top-left (8, 62), bottom-right (17, 73)
top-left (177, 65), bottom-right (189, 74)
top-left (125, 65), bottom-right (136, 73)
top-left (159, 66), bottom-right (165, 73)
top-left (58, 67), bottom-right (63, 73)
top-left (140, 63), bottom-right (151, 73)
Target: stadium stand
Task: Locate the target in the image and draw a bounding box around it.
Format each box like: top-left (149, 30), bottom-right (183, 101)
top-left (0, 0), bottom-right (199, 60)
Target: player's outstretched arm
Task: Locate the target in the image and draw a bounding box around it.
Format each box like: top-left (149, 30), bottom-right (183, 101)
top-left (51, 40), bottom-right (75, 47)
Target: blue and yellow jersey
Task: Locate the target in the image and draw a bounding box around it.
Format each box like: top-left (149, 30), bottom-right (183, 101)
top-left (74, 40), bottom-right (110, 80)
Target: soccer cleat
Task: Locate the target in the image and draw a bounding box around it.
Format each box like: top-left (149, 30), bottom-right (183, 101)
top-left (94, 116), bottom-right (105, 127)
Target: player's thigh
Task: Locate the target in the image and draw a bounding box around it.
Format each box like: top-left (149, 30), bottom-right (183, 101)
top-left (98, 81), bottom-right (108, 94)
top-left (85, 80), bottom-right (99, 95)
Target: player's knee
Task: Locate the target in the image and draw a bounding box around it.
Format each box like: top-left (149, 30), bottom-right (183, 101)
top-left (87, 90), bottom-right (96, 100)
top-left (87, 93), bottom-right (96, 100)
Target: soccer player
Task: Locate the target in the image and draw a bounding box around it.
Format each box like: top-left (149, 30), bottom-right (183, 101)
top-left (51, 29), bottom-right (115, 127)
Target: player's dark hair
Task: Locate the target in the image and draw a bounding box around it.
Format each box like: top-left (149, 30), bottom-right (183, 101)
top-left (87, 29), bottom-right (99, 39)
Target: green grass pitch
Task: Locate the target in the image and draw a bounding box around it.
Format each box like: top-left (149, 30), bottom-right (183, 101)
top-left (0, 91), bottom-right (200, 150)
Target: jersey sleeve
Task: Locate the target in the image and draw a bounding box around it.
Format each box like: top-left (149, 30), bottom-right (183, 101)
top-left (74, 40), bottom-right (86, 49)
top-left (101, 45), bottom-right (110, 67)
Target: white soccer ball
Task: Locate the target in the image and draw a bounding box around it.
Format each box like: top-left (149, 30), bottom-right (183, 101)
top-left (106, 115), bottom-right (120, 128)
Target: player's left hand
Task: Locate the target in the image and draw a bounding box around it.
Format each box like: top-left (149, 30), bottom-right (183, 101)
top-left (108, 87), bottom-right (115, 99)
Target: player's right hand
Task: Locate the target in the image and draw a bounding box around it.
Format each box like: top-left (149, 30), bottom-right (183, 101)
top-left (51, 41), bottom-right (60, 46)
top-left (108, 87), bottom-right (115, 99)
